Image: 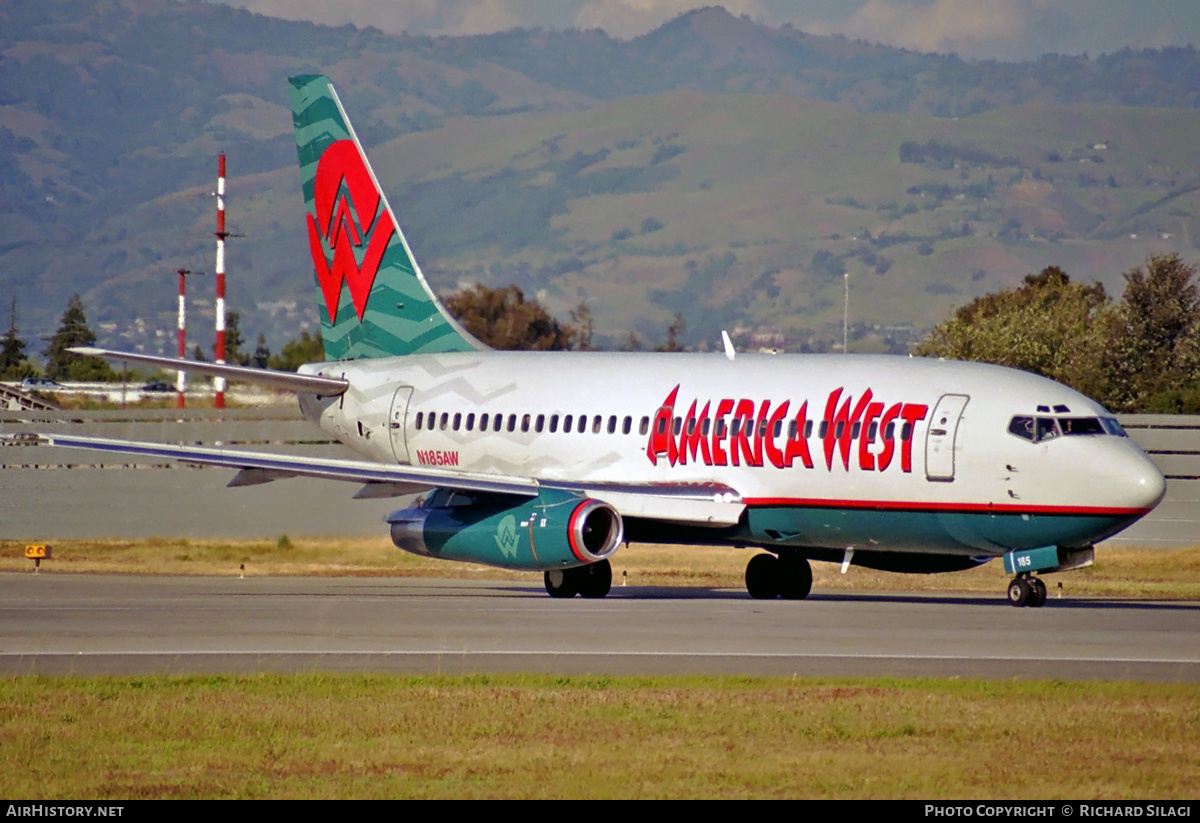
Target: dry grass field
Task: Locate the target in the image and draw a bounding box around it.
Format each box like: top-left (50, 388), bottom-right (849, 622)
top-left (3, 538), bottom-right (1198, 600)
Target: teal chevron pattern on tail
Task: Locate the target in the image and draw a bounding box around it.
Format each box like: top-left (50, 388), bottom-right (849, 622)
top-left (288, 75), bottom-right (482, 360)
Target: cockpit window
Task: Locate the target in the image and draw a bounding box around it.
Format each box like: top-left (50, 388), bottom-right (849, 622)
top-left (1009, 414), bottom-right (1125, 442)
top-left (1101, 417), bottom-right (1128, 437)
top-left (1059, 417), bottom-right (1105, 436)
top-left (1008, 416), bottom-right (1035, 441)
top-left (1035, 417), bottom-right (1060, 441)
top-left (1006, 416), bottom-right (1059, 442)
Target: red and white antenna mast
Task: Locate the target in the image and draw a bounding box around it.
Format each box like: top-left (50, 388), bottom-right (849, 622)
top-left (214, 153), bottom-right (228, 409)
top-left (175, 268), bottom-right (195, 409)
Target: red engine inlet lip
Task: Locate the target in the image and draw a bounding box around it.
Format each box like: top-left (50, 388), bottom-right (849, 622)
top-left (567, 499), bottom-right (624, 564)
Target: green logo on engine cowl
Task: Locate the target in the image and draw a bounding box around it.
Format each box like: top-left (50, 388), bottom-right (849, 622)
top-left (495, 515), bottom-right (519, 558)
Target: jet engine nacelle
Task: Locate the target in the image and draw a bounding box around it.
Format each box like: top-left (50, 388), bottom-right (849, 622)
top-left (387, 487), bottom-right (624, 572)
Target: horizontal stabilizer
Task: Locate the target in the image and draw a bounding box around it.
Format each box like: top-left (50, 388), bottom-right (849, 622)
top-left (67, 347), bottom-right (349, 395)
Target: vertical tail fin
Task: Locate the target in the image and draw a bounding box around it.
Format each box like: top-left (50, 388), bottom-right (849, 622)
top-left (288, 75), bottom-right (484, 360)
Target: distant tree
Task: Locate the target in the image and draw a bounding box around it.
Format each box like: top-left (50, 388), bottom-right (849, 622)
top-left (223, 311), bottom-right (249, 365)
top-left (569, 301), bottom-right (596, 351)
top-left (620, 331), bottom-right (643, 352)
top-left (268, 330), bottom-right (324, 371)
top-left (42, 294), bottom-right (117, 381)
top-left (444, 284), bottom-right (575, 350)
top-left (252, 333), bottom-right (270, 369)
top-left (916, 266), bottom-right (1111, 399)
top-left (1104, 254), bottom-right (1200, 411)
top-left (655, 312), bottom-right (686, 352)
top-left (0, 297), bottom-right (38, 380)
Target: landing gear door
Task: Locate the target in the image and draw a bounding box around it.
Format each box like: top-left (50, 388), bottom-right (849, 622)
top-left (389, 386), bottom-right (414, 465)
top-left (925, 393), bottom-right (969, 482)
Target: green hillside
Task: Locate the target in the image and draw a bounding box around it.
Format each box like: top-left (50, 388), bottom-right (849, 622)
top-left (363, 95), bottom-right (1200, 348)
top-left (2, 1), bottom-right (1200, 353)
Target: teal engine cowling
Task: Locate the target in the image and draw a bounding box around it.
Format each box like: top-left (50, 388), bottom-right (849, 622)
top-left (386, 487), bottom-right (624, 572)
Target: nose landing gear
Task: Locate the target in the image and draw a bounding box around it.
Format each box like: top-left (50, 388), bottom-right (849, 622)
top-left (1007, 574), bottom-right (1048, 608)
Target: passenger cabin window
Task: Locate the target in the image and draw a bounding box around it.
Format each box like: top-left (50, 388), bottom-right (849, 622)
top-left (623, 416), bottom-right (632, 435)
top-left (415, 412), bottom-right (424, 430)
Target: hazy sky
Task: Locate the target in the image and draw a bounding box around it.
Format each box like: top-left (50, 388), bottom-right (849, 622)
top-left (212, 0), bottom-right (1200, 61)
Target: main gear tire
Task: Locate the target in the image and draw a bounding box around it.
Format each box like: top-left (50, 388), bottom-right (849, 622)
top-left (745, 553), bottom-right (781, 600)
top-left (777, 554), bottom-right (814, 601)
top-left (545, 568), bottom-right (580, 598)
top-left (577, 559), bottom-right (613, 599)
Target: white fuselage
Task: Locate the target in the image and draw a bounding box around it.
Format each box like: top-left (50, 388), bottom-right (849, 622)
top-left (299, 352), bottom-right (1165, 555)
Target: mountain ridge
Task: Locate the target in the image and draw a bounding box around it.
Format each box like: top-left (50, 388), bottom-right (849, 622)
top-left (1, 0), bottom-right (1199, 354)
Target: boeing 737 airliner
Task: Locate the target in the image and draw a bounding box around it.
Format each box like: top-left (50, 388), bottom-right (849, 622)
top-left (49, 75), bottom-right (1166, 606)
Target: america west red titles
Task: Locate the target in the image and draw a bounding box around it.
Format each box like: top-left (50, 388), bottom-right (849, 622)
top-left (646, 385), bottom-right (929, 474)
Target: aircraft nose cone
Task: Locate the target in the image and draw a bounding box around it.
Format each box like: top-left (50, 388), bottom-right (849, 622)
top-left (1132, 452), bottom-right (1167, 512)
top-left (1108, 443), bottom-right (1166, 513)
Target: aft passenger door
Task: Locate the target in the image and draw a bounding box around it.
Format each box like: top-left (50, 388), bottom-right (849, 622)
top-left (388, 386), bottom-right (414, 464)
top-left (925, 393), bottom-right (969, 481)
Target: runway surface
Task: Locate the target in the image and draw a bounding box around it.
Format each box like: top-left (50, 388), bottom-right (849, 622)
top-left (2, 573), bottom-right (1198, 681)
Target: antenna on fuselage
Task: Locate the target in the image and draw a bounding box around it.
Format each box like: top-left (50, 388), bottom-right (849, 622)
top-left (721, 330), bottom-right (736, 362)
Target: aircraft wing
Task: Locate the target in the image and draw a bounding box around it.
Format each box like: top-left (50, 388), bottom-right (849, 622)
top-left (29, 433), bottom-right (745, 525)
top-left (35, 433), bottom-right (537, 496)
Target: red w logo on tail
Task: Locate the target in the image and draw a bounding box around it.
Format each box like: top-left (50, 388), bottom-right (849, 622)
top-left (306, 139), bottom-right (396, 322)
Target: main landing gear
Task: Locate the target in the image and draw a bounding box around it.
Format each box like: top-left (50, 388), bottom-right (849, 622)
top-left (544, 559), bottom-right (612, 599)
top-left (745, 552), bottom-right (813, 600)
top-left (1007, 574), bottom-right (1048, 608)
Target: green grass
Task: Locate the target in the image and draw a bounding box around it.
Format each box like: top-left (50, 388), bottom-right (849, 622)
top-left (1, 674), bottom-right (1197, 799)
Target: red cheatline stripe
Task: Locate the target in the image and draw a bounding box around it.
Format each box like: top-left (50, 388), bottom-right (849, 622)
top-left (742, 497), bottom-right (1152, 517)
